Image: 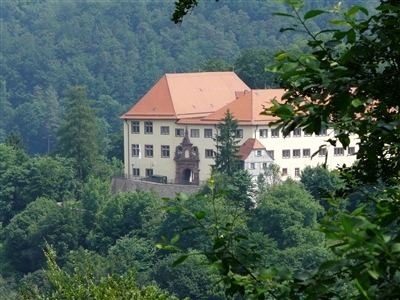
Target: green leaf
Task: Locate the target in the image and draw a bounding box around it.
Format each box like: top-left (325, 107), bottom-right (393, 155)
top-left (340, 215), bottom-right (353, 235)
top-left (272, 12), bottom-right (296, 18)
top-left (275, 106), bottom-right (293, 118)
top-left (351, 99), bottom-right (363, 107)
top-left (345, 6), bottom-right (368, 17)
top-left (275, 53), bottom-right (291, 61)
top-left (172, 255), bottom-right (188, 267)
top-left (298, 54), bottom-right (320, 70)
top-left (282, 62), bottom-right (298, 72)
top-left (329, 20), bottom-right (350, 26)
top-left (159, 206), bottom-right (180, 212)
top-left (304, 10), bottom-right (328, 20)
top-left (391, 243), bottom-right (400, 253)
top-left (213, 238), bottom-right (226, 250)
top-left (367, 269), bottom-right (380, 280)
top-left (171, 234), bottom-right (180, 245)
top-left (258, 267), bottom-right (276, 280)
top-left (194, 211), bottom-right (206, 220)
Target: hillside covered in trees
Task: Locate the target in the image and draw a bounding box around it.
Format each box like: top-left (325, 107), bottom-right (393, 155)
top-left (0, 0), bottom-right (376, 155)
top-left (2, 0), bottom-right (392, 298)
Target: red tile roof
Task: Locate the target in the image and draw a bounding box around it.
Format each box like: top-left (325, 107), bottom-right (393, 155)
top-left (237, 138), bottom-right (266, 160)
top-left (200, 89), bottom-right (285, 125)
top-left (121, 72), bottom-right (250, 119)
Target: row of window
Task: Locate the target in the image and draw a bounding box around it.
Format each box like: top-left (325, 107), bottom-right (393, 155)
top-left (132, 144), bottom-right (216, 159)
top-left (248, 162), bottom-right (269, 169)
top-left (132, 168), bottom-right (153, 177)
top-left (133, 121), bottom-right (355, 140)
top-left (282, 168), bottom-right (301, 177)
top-left (131, 121), bottom-right (245, 138)
top-left (259, 128), bottom-right (354, 138)
top-left (132, 144), bottom-right (355, 159)
top-left (281, 147), bottom-right (355, 159)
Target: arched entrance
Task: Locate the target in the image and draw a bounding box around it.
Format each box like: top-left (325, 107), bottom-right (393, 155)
top-left (183, 168), bottom-right (192, 183)
top-left (174, 129), bottom-right (200, 185)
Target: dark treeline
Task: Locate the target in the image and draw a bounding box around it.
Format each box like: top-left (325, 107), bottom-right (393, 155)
top-left (0, 0), bottom-right (376, 155)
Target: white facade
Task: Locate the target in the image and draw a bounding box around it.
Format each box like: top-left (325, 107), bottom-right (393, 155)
top-left (121, 73), bottom-right (359, 184)
top-left (123, 120), bottom-right (358, 182)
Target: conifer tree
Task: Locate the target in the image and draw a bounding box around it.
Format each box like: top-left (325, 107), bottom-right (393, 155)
top-left (56, 86), bottom-right (100, 180)
top-left (213, 109), bottom-right (241, 177)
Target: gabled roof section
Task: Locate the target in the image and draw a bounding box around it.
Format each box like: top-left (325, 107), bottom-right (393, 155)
top-left (199, 89), bottom-right (286, 125)
top-left (121, 72), bottom-right (250, 120)
top-left (237, 138), bottom-right (266, 160)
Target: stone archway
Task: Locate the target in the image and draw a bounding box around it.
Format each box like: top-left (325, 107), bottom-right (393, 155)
top-left (183, 168), bottom-right (192, 183)
top-left (174, 129), bottom-right (200, 185)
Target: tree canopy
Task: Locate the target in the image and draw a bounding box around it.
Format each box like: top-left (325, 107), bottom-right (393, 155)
top-left (56, 86), bottom-right (101, 180)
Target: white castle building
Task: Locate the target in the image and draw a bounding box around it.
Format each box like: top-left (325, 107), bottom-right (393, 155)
top-left (121, 72), bottom-right (358, 184)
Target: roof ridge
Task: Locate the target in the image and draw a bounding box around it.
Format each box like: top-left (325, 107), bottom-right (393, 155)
top-left (165, 74), bottom-right (177, 118)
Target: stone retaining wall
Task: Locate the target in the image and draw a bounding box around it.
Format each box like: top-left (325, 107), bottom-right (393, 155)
top-left (111, 177), bottom-right (201, 198)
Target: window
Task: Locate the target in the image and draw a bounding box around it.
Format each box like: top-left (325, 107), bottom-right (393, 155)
top-left (161, 145), bottom-right (170, 158)
top-left (303, 148), bottom-right (310, 157)
top-left (235, 129), bottom-right (243, 138)
top-left (131, 121), bottom-right (139, 134)
top-left (250, 163), bottom-right (255, 169)
top-left (334, 147), bottom-right (344, 156)
top-left (267, 150), bottom-right (274, 159)
top-left (271, 129), bottom-right (279, 138)
top-left (319, 148), bottom-right (327, 156)
top-left (191, 129), bottom-right (199, 138)
top-left (145, 145), bottom-right (153, 157)
top-left (262, 162), bottom-right (268, 169)
top-left (161, 126), bottom-right (169, 135)
top-left (293, 128), bottom-right (301, 137)
top-left (334, 129), bottom-right (340, 135)
top-left (317, 129), bottom-right (327, 136)
top-left (293, 149), bottom-right (300, 158)
top-left (259, 129), bottom-right (268, 138)
top-left (175, 128), bottom-right (184, 137)
top-left (144, 121), bottom-right (153, 134)
top-left (204, 129), bottom-right (213, 138)
top-left (133, 168), bottom-right (140, 176)
top-left (348, 147), bottom-right (356, 155)
top-left (146, 168), bottom-right (153, 177)
top-left (282, 149), bottom-right (290, 159)
top-left (132, 144), bottom-right (140, 157)
top-left (205, 149), bottom-right (214, 158)
top-left (304, 130), bottom-right (312, 137)
top-left (295, 168), bottom-right (300, 177)
top-left (256, 150), bottom-right (262, 156)
top-left (282, 168), bottom-right (288, 176)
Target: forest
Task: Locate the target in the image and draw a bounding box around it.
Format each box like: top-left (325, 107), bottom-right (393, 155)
top-left (0, 0), bottom-right (376, 155)
top-left (2, 0), bottom-right (397, 298)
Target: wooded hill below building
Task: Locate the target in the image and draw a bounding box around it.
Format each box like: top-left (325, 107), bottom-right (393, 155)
top-left (0, 0), bottom-right (377, 155)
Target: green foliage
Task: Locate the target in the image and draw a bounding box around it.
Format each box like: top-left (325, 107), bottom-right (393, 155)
top-left (196, 56), bottom-right (232, 72)
top-left (106, 130), bottom-right (124, 162)
top-left (250, 179), bottom-right (324, 249)
top-left (21, 243), bottom-right (180, 300)
top-left (234, 49), bottom-right (278, 88)
top-left (230, 169), bottom-right (255, 210)
top-left (150, 252), bottom-right (227, 300)
top-left (256, 162), bottom-right (282, 196)
top-left (300, 165), bottom-right (343, 209)
top-left (87, 191), bottom-right (162, 253)
top-left (213, 109), bottom-right (241, 177)
top-left (56, 86), bottom-right (101, 180)
top-left (2, 198), bottom-right (86, 275)
top-left (4, 130), bottom-right (25, 153)
top-left (0, 154), bottom-right (79, 225)
top-left (166, 1), bottom-right (400, 298)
